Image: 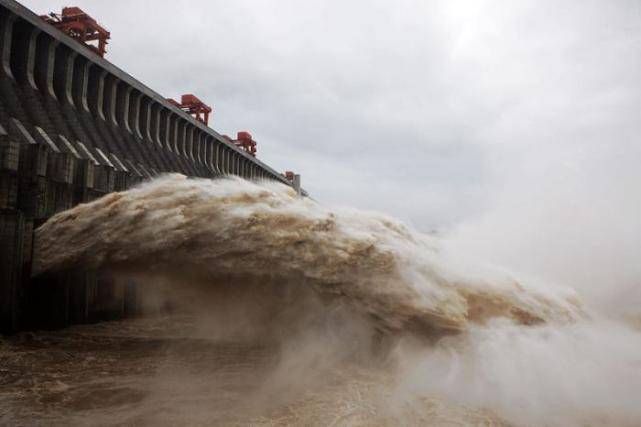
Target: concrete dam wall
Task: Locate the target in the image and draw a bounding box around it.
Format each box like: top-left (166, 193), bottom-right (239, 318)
top-left (0, 0), bottom-right (298, 332)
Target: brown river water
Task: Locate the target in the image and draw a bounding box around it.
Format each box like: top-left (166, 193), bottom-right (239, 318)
top-left (0, 314), bottom-right (509, 426)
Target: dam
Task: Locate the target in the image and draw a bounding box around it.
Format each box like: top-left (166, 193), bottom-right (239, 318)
top-left (0, 0), bottom-right (303, 333)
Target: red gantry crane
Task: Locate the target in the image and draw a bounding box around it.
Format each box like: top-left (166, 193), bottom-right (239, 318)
top-left (222, 132), bottom-right (257, 156)
top-left (41, 7), bottom-right (110, 57)
top-left (167, 94), bottom-right (212, 126)
top-left (234, 131), bottom-right (257, 156)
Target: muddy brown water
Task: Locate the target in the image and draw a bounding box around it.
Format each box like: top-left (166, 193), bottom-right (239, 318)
top-left (0, 315), bottom-right (508, 426)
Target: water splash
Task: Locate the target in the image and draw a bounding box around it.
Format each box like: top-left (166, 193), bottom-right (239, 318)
top-left (33, 174), bottom-right (580, 335)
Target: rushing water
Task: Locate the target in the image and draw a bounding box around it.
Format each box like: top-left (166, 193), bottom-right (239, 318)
top-left (32, 174), bottom-right (580, 333)
top-left (2, 175), bottom-right (640, 426)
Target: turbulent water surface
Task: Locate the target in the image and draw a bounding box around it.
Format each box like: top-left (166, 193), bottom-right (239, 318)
top-left (2, 175), bottom-right (641, 426)
top-left (0, 315), bottom-right (511, 426)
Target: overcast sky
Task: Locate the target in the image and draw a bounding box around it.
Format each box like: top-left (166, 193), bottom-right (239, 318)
top-left (26, 0), bottom-right (641, 303)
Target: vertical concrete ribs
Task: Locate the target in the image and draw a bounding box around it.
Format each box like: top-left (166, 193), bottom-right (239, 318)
top-left (0, 0), bottom-right (296, 333)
